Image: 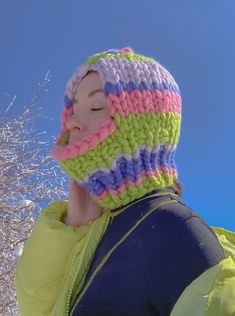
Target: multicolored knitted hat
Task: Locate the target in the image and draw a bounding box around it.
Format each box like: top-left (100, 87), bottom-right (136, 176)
top-left (52, 47), bottom-right (182, 210)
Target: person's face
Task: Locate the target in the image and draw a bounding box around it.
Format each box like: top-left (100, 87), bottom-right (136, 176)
top-left (66, 71), bottom-right (110, 144)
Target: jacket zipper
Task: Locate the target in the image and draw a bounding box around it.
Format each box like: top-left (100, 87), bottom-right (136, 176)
top-left (65, 213), bottom-right (113, 316)
top-left (65, 243), bottom-right (87, 316)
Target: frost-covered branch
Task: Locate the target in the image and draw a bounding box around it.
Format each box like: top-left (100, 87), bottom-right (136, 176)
top-left (0, 73), bottom-right (68, 315)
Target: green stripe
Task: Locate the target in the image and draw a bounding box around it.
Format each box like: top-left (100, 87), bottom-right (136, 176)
top-left (98, 172), bottom-right (178, 210)
top-left (59, 112), bottom-right (181, 180)
top-left (86, 52), bottom-right (156, 65)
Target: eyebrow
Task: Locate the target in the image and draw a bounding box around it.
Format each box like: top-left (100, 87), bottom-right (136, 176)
top-left (73, 89), bottom-right (104, 104)
top-left (87, 89), bottom-right (104, 98)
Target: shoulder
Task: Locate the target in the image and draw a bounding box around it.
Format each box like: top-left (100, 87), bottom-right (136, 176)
top-left (135, 193), bottom-right (224, 260)
top-left (142, 195), bottom-right (225, 315)
top-left (148, 195), bottom-right (219, 247)
top-left (151, 195), bottom-right (225, 264)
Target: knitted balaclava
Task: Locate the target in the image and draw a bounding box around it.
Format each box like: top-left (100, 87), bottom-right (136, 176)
top-left (52, 47), bottom-right (182, 210)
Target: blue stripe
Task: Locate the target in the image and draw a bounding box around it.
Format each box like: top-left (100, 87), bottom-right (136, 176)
top-left (82, 145), bottom-right (177, 196)
top-left (104, 80), bottom-right (180, 97)
top-left (64, 95), bottom-right (73, 109)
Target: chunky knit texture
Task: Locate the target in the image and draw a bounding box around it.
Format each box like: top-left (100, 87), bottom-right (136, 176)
top-left (52, 47), bottom-right (182, 210)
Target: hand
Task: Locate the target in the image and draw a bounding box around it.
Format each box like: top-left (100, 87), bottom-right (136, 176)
top-left (66, 177), bottom-right (103, 226)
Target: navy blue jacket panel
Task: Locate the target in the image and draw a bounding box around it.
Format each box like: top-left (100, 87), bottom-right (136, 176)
top-left (71, 189), bottom-right (225, 316)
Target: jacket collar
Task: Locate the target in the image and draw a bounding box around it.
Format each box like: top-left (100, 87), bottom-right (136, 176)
top-left (110, 187), bottom-right (176, 214)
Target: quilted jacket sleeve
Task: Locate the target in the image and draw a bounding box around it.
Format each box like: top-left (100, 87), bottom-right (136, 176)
top-left (15, 200), bottom-right (93, 316)
top-left (170, 227), bottom-right (235, 316)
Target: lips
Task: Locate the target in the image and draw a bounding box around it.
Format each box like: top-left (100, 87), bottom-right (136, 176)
top-left (73, 127), bottom-right (80, 131)
top-left (68, 127), bottom-right (82, 144)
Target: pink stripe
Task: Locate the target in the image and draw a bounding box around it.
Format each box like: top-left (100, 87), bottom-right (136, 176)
top-left (107, 90), bottom-right (182, 118)
top-left (52, 119), bottom-right (117, 160)
top-left (96, 167), bottom-right (177, 200)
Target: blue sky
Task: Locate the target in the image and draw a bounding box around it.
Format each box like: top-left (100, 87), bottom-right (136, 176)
top-left (1, 0), bottom-right (235, 230)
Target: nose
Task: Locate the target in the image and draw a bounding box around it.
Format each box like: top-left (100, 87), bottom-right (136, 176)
top-left (65, 114), bottom-right (85, 131)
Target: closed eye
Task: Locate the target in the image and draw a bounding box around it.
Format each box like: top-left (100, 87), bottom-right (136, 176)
top-left (91, 108), bottom-right (104, 111)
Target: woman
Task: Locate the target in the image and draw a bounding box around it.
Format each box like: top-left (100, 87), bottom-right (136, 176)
top-left (15, 47), bottom-right (235, 316)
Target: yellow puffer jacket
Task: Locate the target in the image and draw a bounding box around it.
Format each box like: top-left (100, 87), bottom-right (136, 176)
top-left (15, 200), bottom-right (235, 316)
top-left (15, 200), bottom-right (111, 316)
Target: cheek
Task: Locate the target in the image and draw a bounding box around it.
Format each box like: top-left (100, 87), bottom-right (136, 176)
top-left (88, 110), bottom-right (111, 131)
top-left (88, 115), bottom-right (104, 130)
